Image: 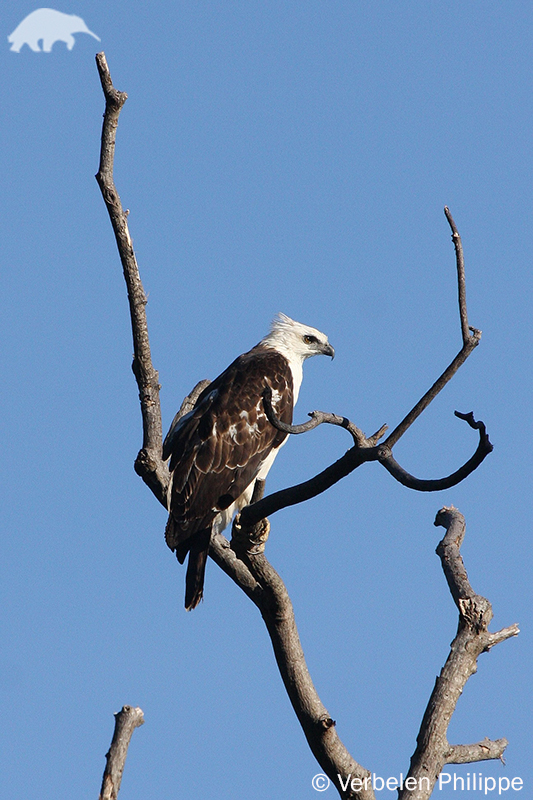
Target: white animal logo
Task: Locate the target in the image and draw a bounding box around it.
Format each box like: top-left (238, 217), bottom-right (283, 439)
top-left (8, 8), bottom-right (100, 52)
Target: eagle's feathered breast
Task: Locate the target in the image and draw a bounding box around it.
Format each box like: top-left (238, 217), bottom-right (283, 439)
top-left (164, 345), bottom-right (294, 558)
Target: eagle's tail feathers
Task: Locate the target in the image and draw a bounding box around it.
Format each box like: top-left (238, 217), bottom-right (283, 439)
top-left (184, 529), bottom-right (211, 611)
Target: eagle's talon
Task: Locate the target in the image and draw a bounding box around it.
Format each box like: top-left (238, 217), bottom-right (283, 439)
top-left (248, 518), bottom-right (270, 555)
top-left (231, 515), bottom-right (270, 555)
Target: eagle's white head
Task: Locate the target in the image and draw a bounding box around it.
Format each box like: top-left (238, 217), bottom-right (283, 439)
top-left (262, 312), bottom-right (334, 360)
top-left (260, 313), bottom-right (334, 400)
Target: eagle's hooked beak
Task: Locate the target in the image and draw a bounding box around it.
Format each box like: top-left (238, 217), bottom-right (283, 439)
top-left (322, 343), bottom-right (335, 359)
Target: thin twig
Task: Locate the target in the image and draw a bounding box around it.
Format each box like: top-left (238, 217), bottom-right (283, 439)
top-left (99, 705), bottom-right (145, 800)
top-left (239, 445), bottom-right (377, 527)
top-left (446, 739), bottom-right (509, 764)
top-left (262, 387), bottom-right (374, 445)
top-left (398, 508), bottom-right (518, 800)
top-left (444, 206), bottom-right (470, 344)
top-left (95, 52), bottom-right (168, 506)
top-left (384, 207), bottom-right (480, 448)
top-left (383, 335), bottom-right (481, 449)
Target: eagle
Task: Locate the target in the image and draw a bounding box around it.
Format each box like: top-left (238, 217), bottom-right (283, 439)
top-left (163, 313), bottom-right (334, 610)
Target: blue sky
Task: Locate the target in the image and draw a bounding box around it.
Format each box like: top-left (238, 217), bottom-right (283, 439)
top-left (2, 2), bottom-right (531, 798)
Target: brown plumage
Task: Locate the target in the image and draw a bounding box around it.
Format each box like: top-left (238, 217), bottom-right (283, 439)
top-left (163, 314), bottom-right (334, 610)
top-left (164, 347), bottom-right (293, 609)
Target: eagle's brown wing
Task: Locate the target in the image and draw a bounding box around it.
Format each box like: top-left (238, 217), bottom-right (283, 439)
top-left (164, 346), bottom-right (293, 609)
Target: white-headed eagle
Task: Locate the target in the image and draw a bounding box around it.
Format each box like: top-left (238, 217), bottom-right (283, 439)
top-left (163, 313), bottom-right (334, 610)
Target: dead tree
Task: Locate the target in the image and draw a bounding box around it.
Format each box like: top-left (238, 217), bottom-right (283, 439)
top-left (94, 52), bottom-right (518, 800)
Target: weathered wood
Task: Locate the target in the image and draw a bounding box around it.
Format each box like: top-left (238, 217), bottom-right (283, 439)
top-left (99, 705), bottom-right (144, 800)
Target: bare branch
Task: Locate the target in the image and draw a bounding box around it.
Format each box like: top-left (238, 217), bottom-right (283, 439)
top-left (240, 412), bottom-right (492, 527)
top-left (209, 533), bottom-right (262, 602)
top-left (383, 336), bottom-right (481, 449)
top-left (446, 738), bottom-right (508, 765)
top-left (444, 206), bottom-right (470, 344)
top-left (262, 387), bottom-right (383, 446)
top-left (378, 412), bottom-right (492, 491)
top-left (385, 207), bottom-right (480, 448)
top-left (95, 86), bottom-right (491, 538)
top-left (399, 508), bottom-right (518, 800)
top-left (95, 52), bottom-right (168, 506)
top-left (246, 211), bottom-right (490, 523)
top-left (211, 528), bottom-right (376, 800)
top-left (239, 445), bottom-right (378, 527)
top-left (99, 705), bottom-right (144, 800)
top-left (484, 624), bottom-right (521, 648)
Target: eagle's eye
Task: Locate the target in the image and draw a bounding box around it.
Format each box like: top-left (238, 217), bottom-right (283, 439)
top-left (303, 334), bottom-right (317, 345)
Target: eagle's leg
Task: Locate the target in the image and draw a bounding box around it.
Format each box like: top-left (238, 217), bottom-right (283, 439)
top-left (251, 478), bottom-right (266, 504)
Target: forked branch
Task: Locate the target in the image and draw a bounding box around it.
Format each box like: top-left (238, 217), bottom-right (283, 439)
top-left (398, 508), bottom-right (519, 800)
top-left (237, 207), bottom-right (490, 526)
top-left (239, 406), bottom-right (492, 528)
